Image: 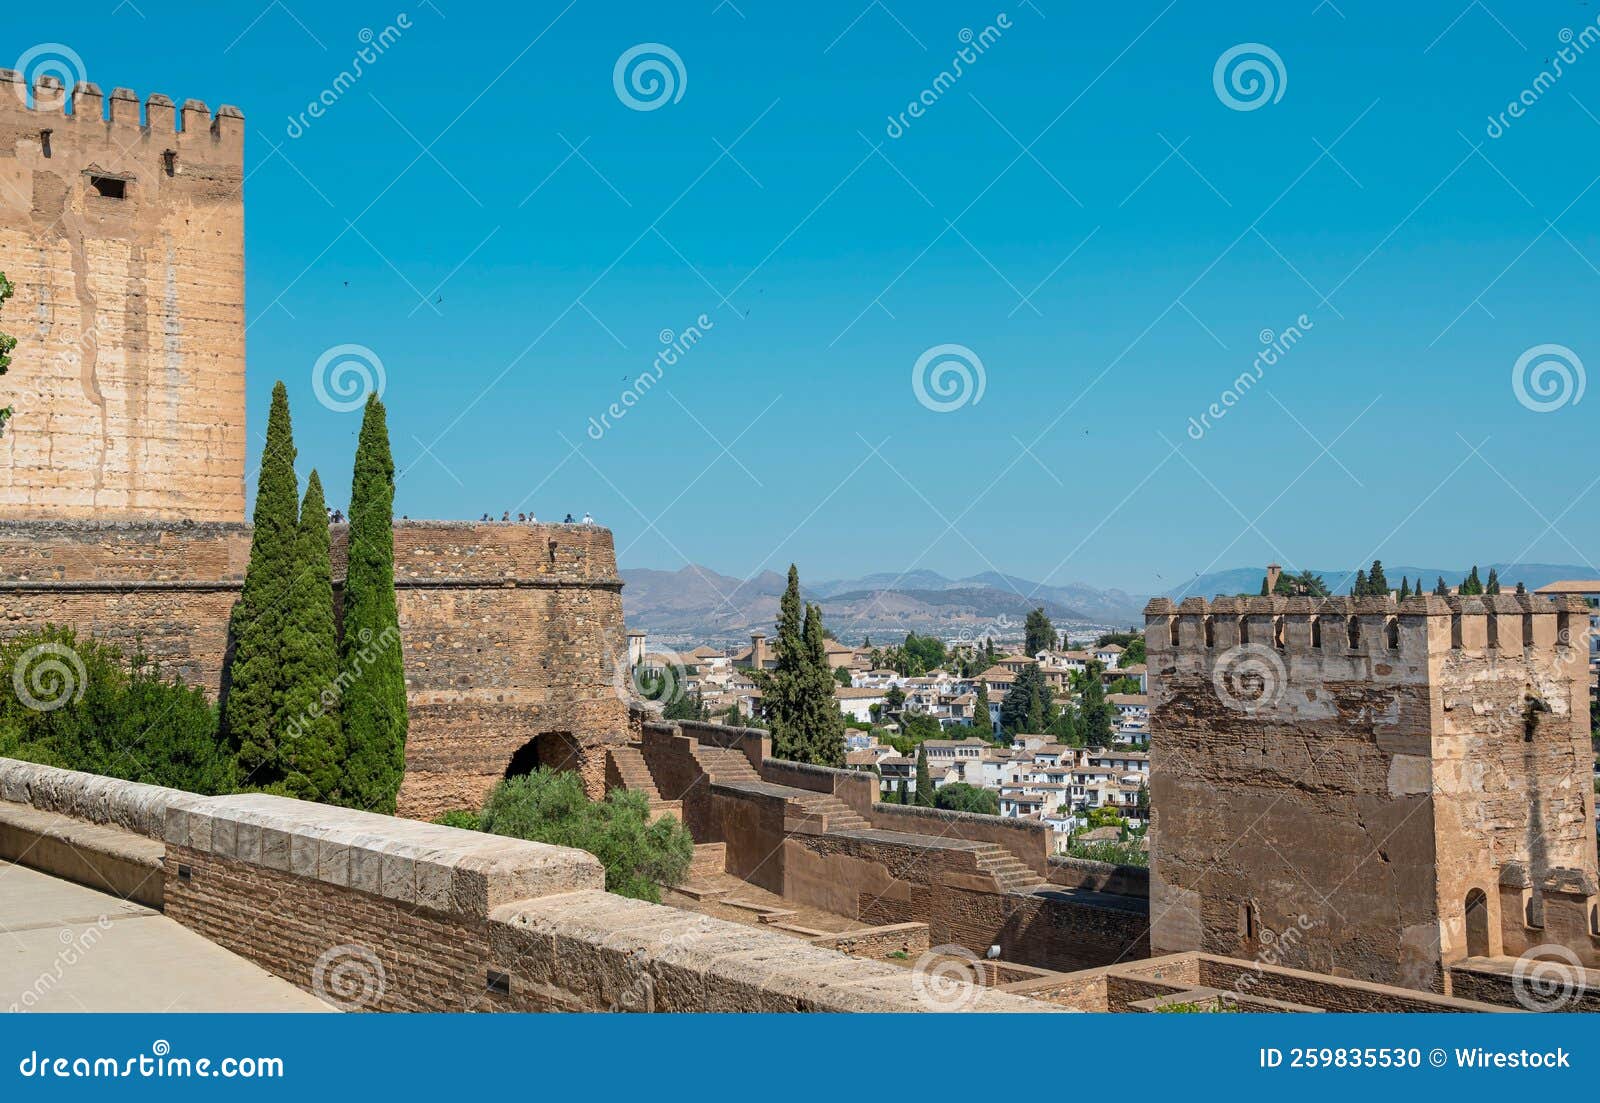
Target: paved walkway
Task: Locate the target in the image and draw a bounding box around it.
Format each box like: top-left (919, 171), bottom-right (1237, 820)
top-left (0, 862), bottom-right (330, 1012)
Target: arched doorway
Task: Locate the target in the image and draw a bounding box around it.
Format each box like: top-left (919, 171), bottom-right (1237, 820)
top-left (504, 731), bottom-right (583, 778)
top-left (1464, 888), bottom-right (1490, 958)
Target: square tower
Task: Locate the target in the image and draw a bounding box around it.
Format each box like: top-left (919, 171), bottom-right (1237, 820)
top-left (1144, 592), bottom-right (1599, 991)
top-left (0, 73), bottom-right (245, 521)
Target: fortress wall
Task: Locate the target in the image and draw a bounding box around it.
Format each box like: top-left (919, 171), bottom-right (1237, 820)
top-left (0, 521), bottom-right (631, 820)
top-left (0, 74), bottom-right (246, 521)
top-left (1, 759), bottom-right (1053, 1012)
top-left (1144, 592), bottom-right (1600, 990)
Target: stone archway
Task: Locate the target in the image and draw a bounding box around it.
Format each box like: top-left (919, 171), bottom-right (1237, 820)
top-left (505, 731), bottom-right (584, 778)
top-left (1464, 888), bottom-right (1491, 958)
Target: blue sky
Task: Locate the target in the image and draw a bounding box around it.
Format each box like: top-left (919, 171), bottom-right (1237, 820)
top-left (13, 1), bottom-right (1600, 591)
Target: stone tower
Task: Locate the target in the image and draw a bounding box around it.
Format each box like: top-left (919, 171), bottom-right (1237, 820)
top-left (0, 72), bottom-right (245, 521)
top-left (1144, 592), bottom-right (1599, 991)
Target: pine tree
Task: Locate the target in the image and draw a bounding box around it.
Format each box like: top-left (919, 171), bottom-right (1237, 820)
top-left (757, 566), bottom-right (845, 767)
top-left (1485, 567), bottom-right (1501, 595)
top-left (914, 742), bottom-right (934, 807)
top-left (1435, 576), bottom-right (1449, 597)
top-left (1023, 607), bottom-right (1056, 656)
top-left (1353, 569), bottom-right (1368, 597)
top-left (1398, 577), bottom-right (1411, 600)
top-left (1515, 581), bottom-right (1527, 596)
top-left (1367, 560), bottom-right (1388, 596)
top-left (972, 679), bottom-right (992, 740)
top-left (227, 382), bottom-right (300, 786)
top-left (278, 471), bottom-right (346, 803)
top-left (1459, 566), bottom-right (1483, 596)
top-left (340, 395), bottom-right (408, 813)
top-left (999, 663), bottom-right (1053, 736)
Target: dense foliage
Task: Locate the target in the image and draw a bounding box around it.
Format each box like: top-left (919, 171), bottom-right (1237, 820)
top-left (340, 395), bottom-right (408, 813)
top-left (935, 781), bottom-right (999, 815)
top-left (479, 769), bottom-right (693, 902)
top-left (277, 471), bottom-right (346, 802)
top-left (756, 565), bottom-right (845, 767)
top-left (0, 628), bottom-right (234, 794)
top-left (226, 381), bottom-right (300, 786)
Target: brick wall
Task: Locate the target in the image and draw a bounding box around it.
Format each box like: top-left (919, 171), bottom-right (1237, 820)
top-left (0, 520), bottom-right (631, 819)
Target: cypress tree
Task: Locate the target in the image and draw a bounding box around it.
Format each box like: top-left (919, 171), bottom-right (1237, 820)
top-left (972, 678), bottom-right (992, 740)
top-left (757, 567), bottom-right (846, 767)
top-left (914, 743), bottom-right (934, 807)
top-left (1367, 560), bottom-right (1388, 596)
top-left (1353, 569), bottom-right (1367, 597)
top-left (278, 471), bottom-right (345, 803)
top-left (896, 777), bottom-right (909, 804)
top-left (1435, 576), bottom-right (1449, 597)
top-left (1398, 577), bottom-right (1411, 600)
top-left (1485, 568), bottom-right (1501, 595)
top-left (1460, 566), bottom-right (1483, 596)
top-left (1258, 576), bottom-right (1269, 596)
top-left (227, 381), bottom-right (300, 785)
top-left (341, 395), bottom-right (408, 813)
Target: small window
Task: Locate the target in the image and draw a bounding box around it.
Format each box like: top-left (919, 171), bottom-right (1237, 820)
top-left (90, 175), bottom-right (126, 199)
top-left (163, 150), bottom-right (176, 176)
top-left (40, 129), bottom-right (52, 158)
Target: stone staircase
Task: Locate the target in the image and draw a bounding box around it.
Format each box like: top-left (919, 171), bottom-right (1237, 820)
top-left (970, 843), bottom-right (1048, 893)
top-left (791, 791), bottom-right (870, 833)
top-left (606, 746), bottom-right (682, 823)
top-left (692, 745), bottom-right (763, 785)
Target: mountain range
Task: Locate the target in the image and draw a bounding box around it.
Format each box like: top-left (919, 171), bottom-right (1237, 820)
top-left (620, 561), bottom-right (1598, 646)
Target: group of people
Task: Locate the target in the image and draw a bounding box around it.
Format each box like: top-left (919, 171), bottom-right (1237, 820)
top-left (477, 511), bottom-right (595, 525)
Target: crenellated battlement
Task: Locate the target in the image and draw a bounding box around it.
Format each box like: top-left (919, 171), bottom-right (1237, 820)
top-left (0, 71), bottom-right (243, 147)
top-left (1144, 591), bottom-right (1591, 663)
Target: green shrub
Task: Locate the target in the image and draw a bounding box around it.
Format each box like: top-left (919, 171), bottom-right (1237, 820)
top-left (934, 782), bottom-right (999, 815)
top-left (1066, 838), bottom-right (1149, 868)
top-left (0, 626), bottom-right (234, 795)
top-left (479, 768), bottom-right (693, 902)
top-left (434, 809), bottom-right (482, 831)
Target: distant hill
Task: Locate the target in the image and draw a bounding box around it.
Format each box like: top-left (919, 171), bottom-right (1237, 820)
top-left (1166, 563), bottom-right (1597, 601)
top-left (621, 565), bottom-right (1147, 646)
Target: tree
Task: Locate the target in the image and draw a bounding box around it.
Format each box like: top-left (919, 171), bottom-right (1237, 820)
top-left (0, 628), bottom-right (233, 795)
top-left (1485, 568), bottom-right (1501, 595)
top-left (340, 394), bottom-right (408, 813)
top-left (1434, 576), bottom-right (1450, 597)
top-left (1023, 608), bottom-right (1056, 656)
top-left (479, 769), bottom-right (693, 903)
top-left (1290, 570), bottom-right (1330, 598)
top-left (999, 663), bottom-right (1053, 736)
top-left (1398, 577), bottom-right (1410, 600)
top-left (756, 566), bottom-right (845, 767)
top-left (1121, 635), bottom-right (1146, 665)
top-left (1459, 566), bottom-right (1484, 596)
top-left (1367, 560), bottom-right (1389, 596)
top-left (832, 665), bottom-right (853, 688)
top-left (884, 685), bottom-right (906, 714)
top-left (896, 777), bottom-right (909, 804)
top-left (935, 782), bottom-right (999, 815)
top-left (226, 381), bottom-right (300, 786)
top-left (663, 687), bottom-right (708, 722)
top-left (901, 632), bottom-right (947, 675)
top-left (1352, 569), bottom-right (1367, 596)
top-left (277, 470), bottom-right (346, 804)
top-left (972, 679), bottom-right (992, 739)
top-left (914, 743), bottom-right (934, 807)
top-left (1078, 667), bottom-right (1115, 746)
top-left (0, 271), bottom-right (15, 435)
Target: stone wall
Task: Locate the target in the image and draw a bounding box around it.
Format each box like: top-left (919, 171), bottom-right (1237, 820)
top-left (0, 758), bottom-right (1053, 1013)
top-left (0, 74), bottom-right (246, 522)
top-left (867, 801), bottom-right (1053, 877)
top-left (1144, 593), bottom-right (1599, 990)
top-left (760, 757), bottom-right (877, 817)
top-left (0, 520), bottom-right (631, 819)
